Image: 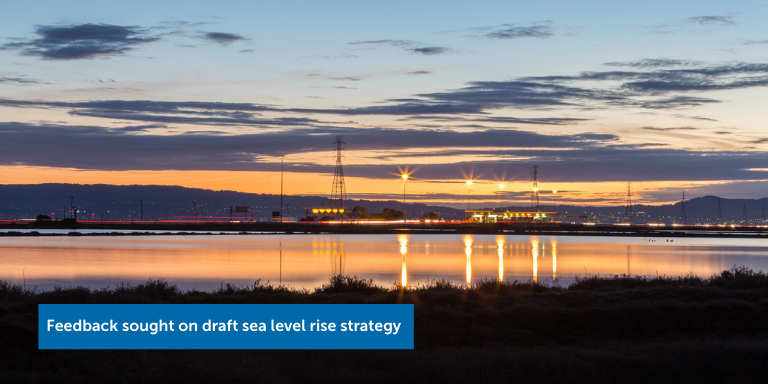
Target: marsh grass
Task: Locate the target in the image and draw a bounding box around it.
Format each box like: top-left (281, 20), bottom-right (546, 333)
top-left (1, 267), bottom-right (767, 383)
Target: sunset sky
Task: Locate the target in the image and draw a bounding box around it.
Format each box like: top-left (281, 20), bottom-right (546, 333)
top-left (1, 0), bottom-right (767, 207)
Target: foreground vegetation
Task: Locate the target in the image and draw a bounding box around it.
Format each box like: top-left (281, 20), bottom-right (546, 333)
top-left (2, 267), bottom-right (768, 383)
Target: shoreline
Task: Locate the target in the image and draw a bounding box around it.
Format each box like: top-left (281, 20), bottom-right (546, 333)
top-left (2, 270), bottom-right (768, 382)
top-left (2, 221), bottom-right (768, 238)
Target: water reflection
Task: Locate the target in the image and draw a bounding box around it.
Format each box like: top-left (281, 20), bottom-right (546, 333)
top-left (399, 235), bottom-right (408, 288)
top-left (552, 241), bottom-right (557, 281)
top-left (531, 238), bottom-right (539, 282)
top-left (497, 237), bottom-right (504, 282)
top-left (464, 236), bottom-right (472, 285)
top-left (2, 234), bottom-right (768, 291)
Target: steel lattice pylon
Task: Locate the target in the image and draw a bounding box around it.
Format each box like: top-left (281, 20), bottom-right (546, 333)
top-left (330, 135), bottom-right (347, 212)
top-left (530, 165), bottom-right (540, 212)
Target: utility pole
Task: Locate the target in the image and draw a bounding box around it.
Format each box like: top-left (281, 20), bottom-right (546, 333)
top-left (193, 201), bottom-right (198, 221)
top-left (70, 196), bottom-right (74, 220)
top-left (140, 200), bottom-right (144, 221)
top-left (280, 160), bottom-right (284, 223)
top-left (680, 191), bottom-right (687, 225)
top-left (625, 182), bottom-right (633, 224)
top-left (717, 197), bottom-right (722, 224)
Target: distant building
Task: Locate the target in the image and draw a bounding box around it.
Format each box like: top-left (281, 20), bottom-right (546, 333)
top-left (465, 209), bottom-right (557, 223)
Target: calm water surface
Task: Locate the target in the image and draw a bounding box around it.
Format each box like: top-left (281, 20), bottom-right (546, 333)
top-left (1, 234), bottom-right (767, 291)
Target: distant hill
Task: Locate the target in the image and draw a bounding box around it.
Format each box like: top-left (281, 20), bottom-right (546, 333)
top-left (0, 183), bottom-right (465, 221)
top-left (0, 185), bottom-right (765, 224)
top-left (488, 195), bottom-right (768, 224)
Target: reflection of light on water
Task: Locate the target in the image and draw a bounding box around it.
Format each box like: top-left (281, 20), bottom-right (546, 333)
top-left (398, 235), bottom-right (408, 287)
top-left (552, 242), bottom-right (557, 280)
top-left (532, 239), bottom-right (539, 282)
top-left (497, 238), bottom-right (504, 281)
top-left (330, 241), bottom-right (345, 275)
top-left (464, 236), bottom-right (473, 285)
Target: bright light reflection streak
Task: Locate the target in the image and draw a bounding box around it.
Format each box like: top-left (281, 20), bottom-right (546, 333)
top-left (464, 236), bottom-right (472, 285)
top-left (532, 239), bottom-right (539, 282)
top-left (399, 235), bottom-right (408, 287)
top-left (497, 238), bottom-right (504, 281)
top-left (552, 242), bottom-right (557, 280)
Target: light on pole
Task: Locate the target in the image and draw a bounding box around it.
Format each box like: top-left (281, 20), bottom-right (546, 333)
top-left (401, 174), bottom-right (409, 217)
top-left (552, 190), bottom-right (557, 212)
top-left (466, 180), bottom-right (473, 210)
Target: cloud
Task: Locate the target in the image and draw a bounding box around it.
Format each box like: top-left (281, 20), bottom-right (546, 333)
top-left (410, 46), bottom-right (448, 55)
top-left (2, 23), bottom-right (158, 60)
top-left (202, 32), bottom-right (247, 45)
top-left (407, 71), bottom-right (431, 75)
top-left (0, 77), bottom-right (39, 85)
top-left (2, 123), bottom-right (768, 186)
top-left (604, 59), bottom-right (702, 68)
top-left (483, 24), bottom-right (553, 39)
top-left (404, 115), bottom-right (588, 125)
top-left (239, 49), bottom-right (255, 53)
top-left (743, 40), bottom-right (768, 45)
top-left (328, 76), bottom-right (362, 81)
top-left (687, 16), bottom-right (735, 25)
top-left (626, 96), bottom-right (721, 109)
top-left (671, 114), bottom-right (718, 122)
top-left (642, 126), bottom-right (698, 131)
top-left (347, 39), bottom-right (449, 55)
top-left (348, 39), bottom-right (412, 47)
top-left (0, 99), bottom-right (327, 127)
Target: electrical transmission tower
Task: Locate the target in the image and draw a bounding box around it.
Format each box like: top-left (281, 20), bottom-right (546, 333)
top-left (625, 182), bottom-right (633, 224)
top-left (530, 165), bottom-right (540, 212)
top-left (330, 135), bottom-right (347, 213)
top-left (680, 191), bottom-right (687, 225)
top-left (717, 197), bottom-right (722, 224)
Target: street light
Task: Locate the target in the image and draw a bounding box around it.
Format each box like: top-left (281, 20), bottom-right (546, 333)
top-left (401, 174), bottom-right (409, 217)
top-left (466, 180), bottom-right (473, 210)
top-left (552, 190), bottom-right (557, 212)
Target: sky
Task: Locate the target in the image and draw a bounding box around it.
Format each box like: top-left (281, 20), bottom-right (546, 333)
top-left (1, 0), bottom-right (767, 208)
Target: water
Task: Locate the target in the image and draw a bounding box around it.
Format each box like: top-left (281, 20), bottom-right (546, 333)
top-left (1, 233), bottom-right (767, 291)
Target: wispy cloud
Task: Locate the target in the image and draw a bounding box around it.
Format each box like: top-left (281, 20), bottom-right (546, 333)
top-left (743, 39), bottom-right (768, 45)
top-left (642, 126), bottom-right (698, 131)
top-left (2, 23), bottom-right (159, 60)
top-left (411, 46), bottom-right (448, 55)
top-left (201, 32), bottom-right (248, 45)
top-left (347, 39), bottom-right (450, 55)
top-left (0, 76), bottom-right (40, 85)
top-left (604, 59), bottom-right (702, 68)
top-left (482, 24), bottom-right (553, 39)
top-left (687, 15), bottom-right (735, 25)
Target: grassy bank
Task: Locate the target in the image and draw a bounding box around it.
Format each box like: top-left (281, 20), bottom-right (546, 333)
top-left (2, 267), bottom-right (768, 383)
